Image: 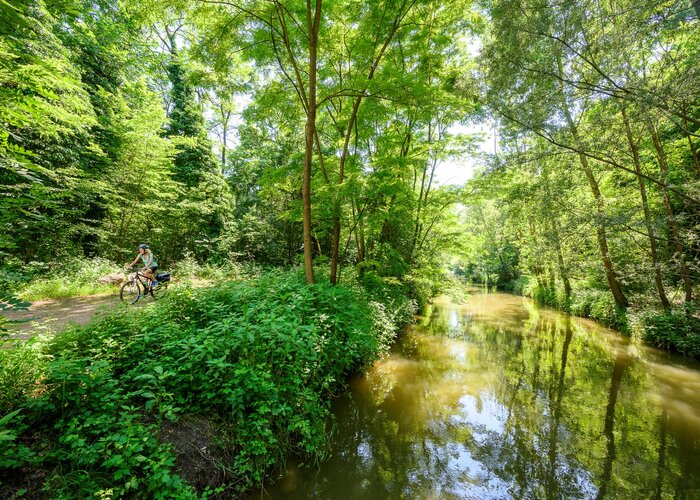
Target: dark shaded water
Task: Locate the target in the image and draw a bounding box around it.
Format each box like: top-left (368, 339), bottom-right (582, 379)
top-left (261, 293), bottom-right (700, 499)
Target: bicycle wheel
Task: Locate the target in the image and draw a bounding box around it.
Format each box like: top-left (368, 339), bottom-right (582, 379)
top-left (120, 278), bottom-right (143, 304)
top-left (151, 282), bottom-right (168, 300)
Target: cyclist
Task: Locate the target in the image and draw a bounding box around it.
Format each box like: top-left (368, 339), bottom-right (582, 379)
top-left (128, 243), bottom-right (159, 289)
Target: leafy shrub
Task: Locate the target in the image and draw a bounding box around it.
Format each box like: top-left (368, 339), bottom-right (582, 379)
top-left (0, 339), bottom-right (46, 410)
top-left (570, 288), bottom-right (595, 318)
top-left (404, 271), bottom-right (439, 314)
top-left (570, 288), bottom-right (626, 330)
top-left (0, 261), bottom-right (32, 290)
top-left (359, 272), bottom-right (417, 328)
top-left (17, 257), bottom-right (122, 300)
top-left (171, 254), bottom-right (260, 283)
top-left (4, 269), bottom-right (407, 496)
top-left (531, 284), bottom-right (557, 308)
top-left (510, 275), bottom-right (531, 295)
top-left (521, 278), bottom-right (567, 309)
top-left (170, 253), bottom-right (200, 279)
top-left (629, 307), bottom-right (700, 359)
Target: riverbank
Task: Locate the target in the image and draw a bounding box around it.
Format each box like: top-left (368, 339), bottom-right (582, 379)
top-left (506, 277), bottom-right (700, 360)
top-left (0, 270), bottom-right (415, 497)
top-left (256, 291), bottom-right (700, 498)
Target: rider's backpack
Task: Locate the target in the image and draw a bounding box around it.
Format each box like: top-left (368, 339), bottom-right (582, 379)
top-left (155, 272), bottom-right (170, 283)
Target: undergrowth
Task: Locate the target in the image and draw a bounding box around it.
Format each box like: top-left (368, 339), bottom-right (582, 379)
top-left (511, 275), bottom-right (700, 358)
top-left (629, 305), bottom-right (700, 359)
top-left (10, 258), bottom-right (122, 301)
top-left (0, 270), bottom-right (414, 497)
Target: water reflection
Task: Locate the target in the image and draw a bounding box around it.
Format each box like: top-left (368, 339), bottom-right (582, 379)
top-left (260, 293), bottom-right (700, 499)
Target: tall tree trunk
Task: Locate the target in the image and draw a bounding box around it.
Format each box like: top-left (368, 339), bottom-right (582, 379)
top-left (683, 118), bottom-right (700, 177)
top-left (302, 0), bottom-right (322, 285)
top-left (221, 128), bottom-right (226, 172)
top-left (542, 163), bottom-right (571, 300)
top-left (622, 109), bottom-right (670, 309)
top-left (654, 407), bottom-right (668, 500)
top-left (564, 113), bottom-right (628, 307)
top-left (329, 97), bottom-right (362, 284)
top-left (649, 123), bottom-right (693, 303)
top-left (556, 56), bottom-right (628, 307)
top-left (557, 109), bottom-right (627, 305)
top-left (352, 199), bottom-right (366, 278)
top-left (551, 219), bottom-right (572, 300)
top-left (220, 104), bottom-right (230, 173)
top-left (329, 5), bottom-right (409, 284)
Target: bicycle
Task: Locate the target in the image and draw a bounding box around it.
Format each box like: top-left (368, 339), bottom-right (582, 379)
top-left (120, 268), bottom-right (170, 304)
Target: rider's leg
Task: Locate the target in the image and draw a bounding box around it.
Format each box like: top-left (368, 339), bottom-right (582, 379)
top-left (145, 267), bottom-right (158, 288)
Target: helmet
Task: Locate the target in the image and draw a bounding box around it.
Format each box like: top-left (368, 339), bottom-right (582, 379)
top-left (138, 243), bottom-right (149, 249)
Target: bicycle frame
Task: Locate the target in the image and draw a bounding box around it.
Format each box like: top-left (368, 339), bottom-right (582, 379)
top-left (120, 267), bottom-right (168, 304)
top-left (129, 269), bottom-right (153, 287)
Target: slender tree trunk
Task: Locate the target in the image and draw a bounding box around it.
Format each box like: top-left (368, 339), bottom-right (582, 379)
top-left (302, 0), bottom-right (322, 285)
top-left (329, 98), bottom-right (362, 284)
top-left (542, 164), bottom-right (571, 300)
top-left (654, 407), bottom-right (668, 500)
top-left (352, 199), bottom-right (366, 278)
top-left (568, 123), bottom-right (628, 307)
top-left (411, 131), bottom-right (439, 264)
top-left (221, 131), bottom-right (227, 173)
top-left (649, 123), bottom-right (693, 303)
top-left (551, 219), bottom-right (572, 300)
top-left (683, 119), bottom-right (700, 177)
top-left (547, 318), bottom-right (573, 497)
top-left (554, 54), bottom-right (630, 307)
top-left (622, 109), bottom-right (670, 309)
top-left (358, 222), bottom-right (366, 259)
top-left (329, 6), bottom-right (409, 284)
top-left (558, 90), bottom-right (628, 307)
top-left (220, 105), bottom-right (229, 173)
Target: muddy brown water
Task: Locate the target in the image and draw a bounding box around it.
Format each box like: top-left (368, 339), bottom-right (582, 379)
top-left (259, 292), bottom-right (700, 499)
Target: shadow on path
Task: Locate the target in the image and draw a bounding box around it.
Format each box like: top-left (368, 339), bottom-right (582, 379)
top-left (4, 293), bottom-right (120, 340)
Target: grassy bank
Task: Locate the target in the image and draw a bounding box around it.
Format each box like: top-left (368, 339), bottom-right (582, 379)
top-left (1, 258), bottom-right (123, 302)
top-left (1, 256), bottom-right (261, 305)
top-left (0, 270), bottom-right (415, 497)
top-left (510, 276), bottom-right (700, 360)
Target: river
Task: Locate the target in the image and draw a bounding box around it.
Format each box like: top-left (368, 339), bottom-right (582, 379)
top-left (260, 292), bottom-right (700, 499)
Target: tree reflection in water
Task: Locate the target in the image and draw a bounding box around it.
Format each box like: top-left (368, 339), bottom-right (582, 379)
top-left (259, 293), bottom-right (700, 499)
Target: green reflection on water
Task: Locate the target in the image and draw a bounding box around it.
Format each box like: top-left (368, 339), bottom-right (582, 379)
top-left (260, 293), bottom-right (700, 499)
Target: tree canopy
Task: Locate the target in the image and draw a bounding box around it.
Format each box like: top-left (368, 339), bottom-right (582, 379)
top-left (0, 0), bottom-right (698, 325)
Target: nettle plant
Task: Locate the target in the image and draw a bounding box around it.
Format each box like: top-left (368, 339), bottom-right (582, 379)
top-left (2, 270), bottom-right (410, 496)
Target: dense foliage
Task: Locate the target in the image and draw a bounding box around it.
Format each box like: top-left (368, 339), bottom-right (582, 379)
top-left (0, 271), bottom-right (414, 497)
top-left (0, 0), bottom-right (472, 285)
top-left (1, 0), bottom-right (699, 494)
top-left (454, 0), bottom-right (700, 354)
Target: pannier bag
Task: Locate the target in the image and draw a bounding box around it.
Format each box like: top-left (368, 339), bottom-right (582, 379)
top-left (155, 272), bottom-right (171, 283)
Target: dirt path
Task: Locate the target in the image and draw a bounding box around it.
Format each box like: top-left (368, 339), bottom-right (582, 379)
top-left (4, 293), bottom-right (121, 340)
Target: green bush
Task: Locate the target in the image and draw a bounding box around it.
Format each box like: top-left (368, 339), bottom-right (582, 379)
top-left (404, 271), bottom-right (439, 314)
top-left (510, 275), bottom-right (531, 295)
top-left (630, 307), bottom-right (700, 359)
top-left (570, 288), bottom-right (626, 330)
top-left (17, 257), bottom-right (122, 301)
top-left (358, 271), bottom-right (417, 328)
top-left (0, 339), bottom-right (46, 409)
top-left (2, 270), bottom-right (406, 496)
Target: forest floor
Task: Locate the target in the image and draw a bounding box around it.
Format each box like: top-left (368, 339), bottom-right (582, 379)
top-left (4, 292), bottom-right (121, 340)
